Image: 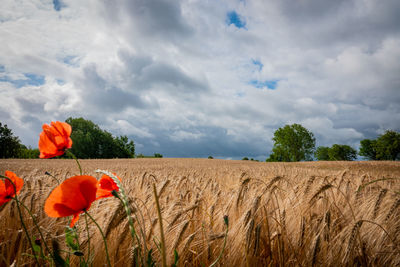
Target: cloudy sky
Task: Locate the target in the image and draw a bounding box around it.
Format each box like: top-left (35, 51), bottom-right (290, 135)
top-left (1, 0), bottom-right (399, 160)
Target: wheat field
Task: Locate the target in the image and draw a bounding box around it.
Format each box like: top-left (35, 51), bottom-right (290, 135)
top-left (0, 158), bottom-right (400, 266)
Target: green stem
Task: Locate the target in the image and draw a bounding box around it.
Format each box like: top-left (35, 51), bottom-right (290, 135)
top-left (17, 199), bottom-right (51, 258)
top-left (85, 213), bottom-right (91, 265)
top-left (113, 192), bottom-right (142, 266)
top-left (209, 216), bottom-right (229, 267)
top-left (67, 150), bottom-right (82, 175)
top-left (153, 183), bottom-right (166, 267)
top-left (1, 176), bottom-right (40, 266)
top-left (96, 170), bottom-right (143, 266)
top-left (84, 211), bottom-right (111, 267)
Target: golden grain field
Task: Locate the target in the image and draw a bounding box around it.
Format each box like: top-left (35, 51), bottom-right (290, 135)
top-left (1, 159), bottom-right (400, 266)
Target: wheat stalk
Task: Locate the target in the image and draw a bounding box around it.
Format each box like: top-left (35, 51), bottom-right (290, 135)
top-left (309, 184), bottom-right (333, 204)
top-left (304, 175), bottom-right (316, 195)
top-left (345, 220), bottom-right (363, 262)
top-left (253, 224), bottom-right (261, 256)
top-left (172, 220), bottom-right (190, 250)
top-left (245, 219), bottom-right (255, 253)
top-left (311, 234), bottom-right (321, 267)
top-left (385, 197), bottom-right (400, 222)
top-left (373, 188), bottom-right (388, 219)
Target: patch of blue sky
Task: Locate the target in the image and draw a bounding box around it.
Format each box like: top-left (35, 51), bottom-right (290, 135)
top-left (251, 59), bottom-right (263, 71)
top-left (236, 92), bottom-right (246, 97)
top-left (63, 55), bottom-right (79, 67)
top-left (56, 79), bottom-right (66, 85)
top-left (226, 11), bottom-right (246, 29)
top-left (249, 79), bottom-right (279, 90)
top-left (53, 0), bottom-right (66, 11)
top-left (0, 73), bottom-right (45, 88)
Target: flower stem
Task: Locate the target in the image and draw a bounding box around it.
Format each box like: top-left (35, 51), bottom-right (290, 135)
top-left (17, 199), bottom-right (51, 258)
top-left (85, 213), bottom-right (91, 264)
top-left (66, 150), bottom-right (82, 175)
top-left (96, 169), bottom-right (143, 266)
top-left (112, 191), bottom-right (142, 266)
top-left (84, 211), bottom-right (111, 266)
top-left (153, 183), bottom-right (166, 267)
top-left (1, 176), bottom-right (40, 266)
top-left (209, 216), bottom-right (229, 267)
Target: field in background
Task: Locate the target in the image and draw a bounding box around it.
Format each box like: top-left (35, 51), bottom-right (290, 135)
top-left (1, 159), bottom-right (400, 266)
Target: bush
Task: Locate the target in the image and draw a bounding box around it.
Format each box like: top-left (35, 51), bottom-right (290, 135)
top-left (315, 145), bottom-right (357, 161)
top-left (359, 130), bottom-right (400, 160)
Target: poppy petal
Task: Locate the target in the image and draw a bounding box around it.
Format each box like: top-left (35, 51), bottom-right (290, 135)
top-left (47, 203), bottom-right (77, 217)
top-left (52, 121), bottom-right (72, 138)
top-left (44, 175), bottom-right (98, 220)
top-left (96, 174), bottom-right (121, 199)
top-left (38, 121), bottom-right (72, 159)
top-left (96, 189), bottom-right (113, 200)
top-left (70, 213), bottom-right (80, 228)
top-left (4, 171), bottom-right (23, 197)
top-left (0, 179), bottom-right (5, 193)
top-left (78, 179), bottom-right (98, 207)
top-left (39, 131), bottom-right (59, 158)
top-left (0, 181), bottom-right (10, 205)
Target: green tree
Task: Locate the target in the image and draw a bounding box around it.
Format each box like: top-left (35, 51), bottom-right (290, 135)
top-left (66, 117), bottom-right (135, 159)
top-left (315, 146), bottom-right (330, 161)
top-left (0, 122), bottom-right (22, 158)
top-left (115, 135), bottom-right (135, 158)
top-left (267, 124), bottom-right (315, 162)
top-left (374, 130), bottom-right (400, 160)
top-left (359, 130), bottom-right (400, 160)
top-left (328, 144), bottom-right (357, 161)
top-left (359, 139), bottom-right (377, 160)
top-left (18, 145), bottom-right (40, 159)
top-left (316, 145), bottom-right (356, 161)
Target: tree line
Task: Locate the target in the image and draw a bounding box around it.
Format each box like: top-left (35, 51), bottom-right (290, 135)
top-left (266, 123), bottom-right (400, 162)
top-left (1, 120), bottom-right (399, 161)
top-left (0, 118), bottom-right (136, 159)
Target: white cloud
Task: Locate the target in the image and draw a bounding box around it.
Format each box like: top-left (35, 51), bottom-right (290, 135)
top-left (1, 0), bottom-right (400, 160)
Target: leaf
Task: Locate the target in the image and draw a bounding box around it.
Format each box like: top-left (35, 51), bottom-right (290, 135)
top-left (171, 249), bottom-right (179, 267)
top-left (32, 242), bottom-right (41, 253)
top-left (65, 227), bottom-right (79, 251)
top-left (52, 241), bottom-right (68, 267)
top-left (147, 249), bottom-right (156, 267)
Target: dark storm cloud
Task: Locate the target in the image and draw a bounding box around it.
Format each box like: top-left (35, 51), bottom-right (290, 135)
top-left (274, 0), bottom-right (400, 49)
top-left (21, 115), bottom-right (42, 132)
top-left (118, 50), bottom-right (209, 94)
top-left (1, 0), bottom-right (400, 160)
top-left (100, 0), bottom-right (192, 42)
top-left (16, 97), bottom-right (44, 114)
top-left (80, 65), bottom-right (157, 112)
top-left (126, 0), bottom-right (192, 37)
top-left (134, 125), bottom-right (268, 159)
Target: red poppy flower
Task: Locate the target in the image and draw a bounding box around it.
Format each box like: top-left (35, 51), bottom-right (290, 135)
top-left (44, 175), bottom-right (98, 227)
top-left (96, 174), bottom-right (122, 200)
top-left (39, 121), bottom-right (73, 159)
top-left (0, 171), bottom-right (24, 206)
